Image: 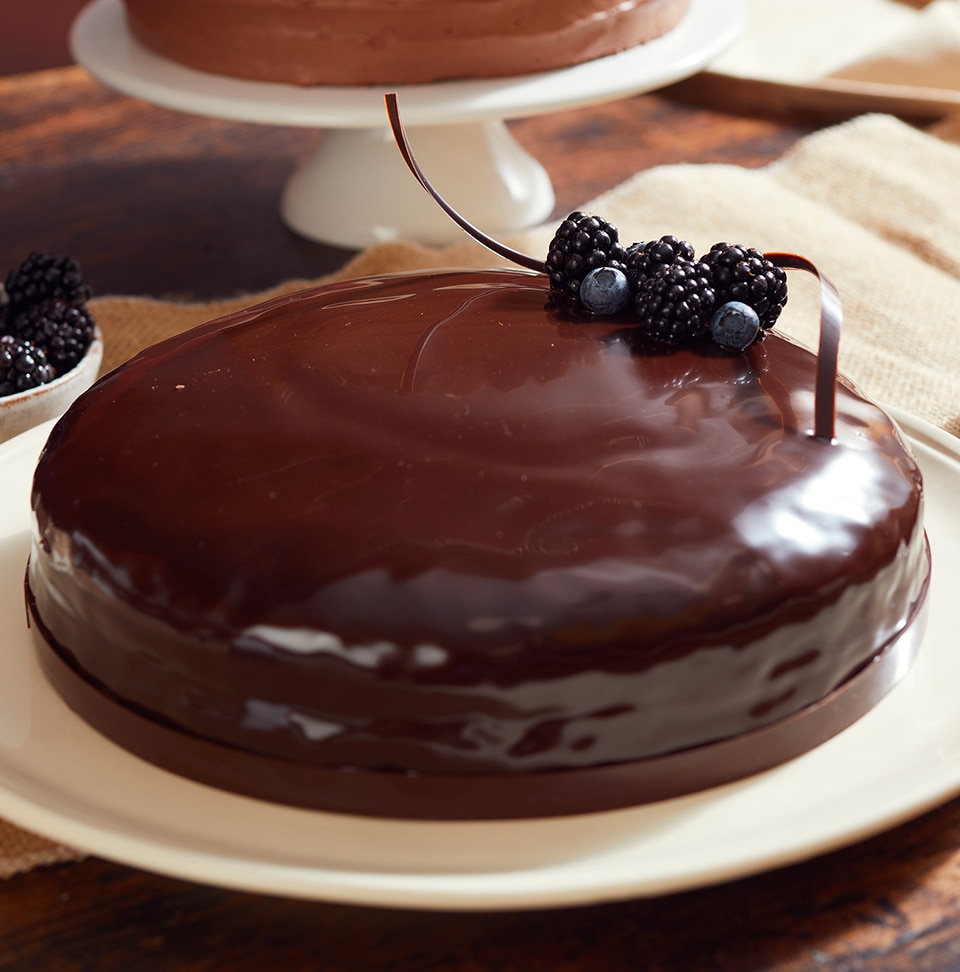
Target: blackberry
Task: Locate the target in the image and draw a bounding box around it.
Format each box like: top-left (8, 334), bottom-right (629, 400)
top-left (634, 260), bottom-right (716, 344)
top-left (0, 335), bottom-right (55, 396)
top-left (624, 235), bottom-right (695, 291)
top-left (3, 252), bottom-right (91, 318)
top-left (546, 212), bottom-right (627, 299)
top-left (10, 298), bottom-right (96, 375)
top-left (701, 243), bottom-right (787, 329)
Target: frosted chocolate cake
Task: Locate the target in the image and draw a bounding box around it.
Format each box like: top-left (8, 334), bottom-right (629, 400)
top-left (120, 0), bottom-right (691, 86)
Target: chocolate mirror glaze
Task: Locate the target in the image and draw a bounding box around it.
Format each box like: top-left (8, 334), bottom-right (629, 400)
top-left (27, 596), bottom-right (928, 819)
top-left (28, 269), bottom-right (929, 811)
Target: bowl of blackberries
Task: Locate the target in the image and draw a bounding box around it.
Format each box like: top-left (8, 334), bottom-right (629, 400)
top-left (0, 252), bottom-right (102, 444)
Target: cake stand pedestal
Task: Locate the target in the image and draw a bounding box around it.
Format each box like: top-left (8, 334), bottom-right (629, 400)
top-left (280, 121), bottom-right (554, 248)
top-left (70, 0), bottom-right (745, 248)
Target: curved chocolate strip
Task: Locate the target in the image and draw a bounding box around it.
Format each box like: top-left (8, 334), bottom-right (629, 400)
top-left (766, 252), bottom-right (842, 443)
top-left (27, 559), bottom-right (929, 820)
top-left (384, 93), bottom-right (547, 274)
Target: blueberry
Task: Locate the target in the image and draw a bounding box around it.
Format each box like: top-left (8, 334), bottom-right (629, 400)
top-left (709, 300), bottom-right (761, 351)
top-left (579, 267), bottom-right (631, 315)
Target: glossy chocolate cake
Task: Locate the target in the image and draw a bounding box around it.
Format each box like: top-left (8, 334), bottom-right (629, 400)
top-left (120, 0), bottom-right (691, 86)
top-left (27, 266), bottom-right (929, 818)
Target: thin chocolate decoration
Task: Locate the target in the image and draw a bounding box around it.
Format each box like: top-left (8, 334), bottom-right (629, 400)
top-left (766, 252), bottom-right (842, 443)
top-left (384, 93), bottom-right (547, 274)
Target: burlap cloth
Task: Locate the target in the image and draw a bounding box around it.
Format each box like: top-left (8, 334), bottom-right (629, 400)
top-left (2, 112), bottom-right (959, 878)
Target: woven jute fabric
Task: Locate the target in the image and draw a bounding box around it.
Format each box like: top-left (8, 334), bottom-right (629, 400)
top-left (3, 112), bottom-right (958, 878)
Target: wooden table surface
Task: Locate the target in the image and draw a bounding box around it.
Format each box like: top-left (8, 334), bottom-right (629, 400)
top-left (3, 17), bottom-right (960, 972)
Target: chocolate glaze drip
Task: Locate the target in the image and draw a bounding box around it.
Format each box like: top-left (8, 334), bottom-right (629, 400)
top-left (28, 594), bottom-right (929, 819)
top-left (27, 269), bottom-right (929, 819)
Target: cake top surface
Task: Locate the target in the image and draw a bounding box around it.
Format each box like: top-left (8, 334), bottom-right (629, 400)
top-left (33, 267), bottom-right (922, 657)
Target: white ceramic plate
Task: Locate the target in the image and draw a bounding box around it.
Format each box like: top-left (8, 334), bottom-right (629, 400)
top-left (1, 412), bottom-right (958, 912)
top-left (70, 0), bottom-right (747, 127)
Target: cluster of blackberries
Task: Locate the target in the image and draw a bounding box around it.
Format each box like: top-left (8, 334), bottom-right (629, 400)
top-left (0, 253), bottom-right (95, 396)
top-left (546, 212), bottom-right (788, 352)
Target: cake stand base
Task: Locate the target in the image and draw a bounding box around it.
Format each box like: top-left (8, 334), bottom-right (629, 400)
top-left (282, 120), bottom-right (554, 248)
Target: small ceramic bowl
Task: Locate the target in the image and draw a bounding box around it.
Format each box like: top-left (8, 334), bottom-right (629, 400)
top-left (0, 331), bottom-right (103, 444)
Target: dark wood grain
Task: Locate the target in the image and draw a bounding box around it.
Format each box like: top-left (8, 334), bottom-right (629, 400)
top-left (3, 62), bottom-right (958, 972)
top-left (4, 802), bottom-right (960, 972)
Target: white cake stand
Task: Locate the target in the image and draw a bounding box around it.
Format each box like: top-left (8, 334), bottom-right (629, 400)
top-left (70, 0), bottom-right (746, 248)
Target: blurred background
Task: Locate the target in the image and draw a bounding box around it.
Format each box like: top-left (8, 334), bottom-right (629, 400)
top-left (2, 2), bottom-right (85, 73)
